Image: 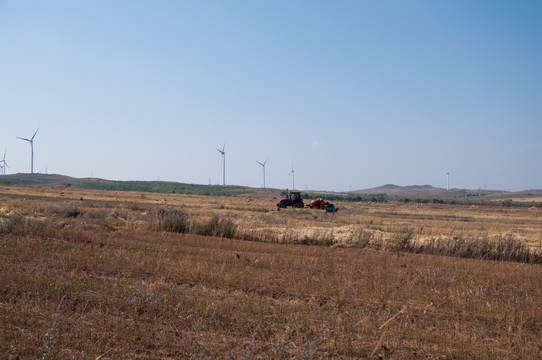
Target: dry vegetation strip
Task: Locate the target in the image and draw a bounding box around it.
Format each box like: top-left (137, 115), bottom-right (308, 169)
top-left (1, 187), bottom-right (542, 358)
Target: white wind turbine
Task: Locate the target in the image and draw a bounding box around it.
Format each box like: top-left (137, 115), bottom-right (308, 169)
top-left (0, 150), bottom-right (9, 175)
top-left (445, 170), bottom-right (450, 191)
top-left (17, 128), bottom-right (39, 174)
top-left (257, 158), bottom-right (268, 189)
top-left (216, 143), bottom-right (226, 186)
top-left (289, 164), bottom-right (295, 190)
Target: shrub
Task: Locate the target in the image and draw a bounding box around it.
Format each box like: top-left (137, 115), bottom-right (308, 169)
top-left (191, 215), bottom-right (237, 238)
top-left (388, 227), bottom-right (416, 252)
top-left (502, 200), bottom-right (513, 207)
top-left (0, 214), bottom-right (58, 238)
top-left (157, 209), bottom-right (189, 233)
top-left (191, 215), bottom-right (219, 236)
top-left (130, 205), bottom-right (145, 212)
top-left (348, 229), bottom-right (373, 248)
top-left (319, 231), bottom-right (335, 246)
top-left (46, 205), bottom-right (81, 218)
top-left (217, 218), bottom-right (237, 238)
top-left (0, 214), bottom-right (24, 234)
top-left (297, 230), bottom-right (335, 246)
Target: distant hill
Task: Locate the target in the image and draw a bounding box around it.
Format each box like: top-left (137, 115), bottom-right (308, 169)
top-left (351, 184), bottom-right (483, 197)
top-left (351, 184), bottom-right (542, 201)
top-left (352, 184), bottom-right (449, 196)
top-left (1, 174), bottom-right (541, 202)
top-left (0, 173), bottom-right (80, 187)
top-left (0, 173), bottom-right (271, 197)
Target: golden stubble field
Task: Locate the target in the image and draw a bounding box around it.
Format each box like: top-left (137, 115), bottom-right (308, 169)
top-left (1, 185), bottom-right (542, 359)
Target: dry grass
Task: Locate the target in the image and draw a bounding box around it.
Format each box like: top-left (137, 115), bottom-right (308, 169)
top-left (1, 185), bottom-right (542, 358)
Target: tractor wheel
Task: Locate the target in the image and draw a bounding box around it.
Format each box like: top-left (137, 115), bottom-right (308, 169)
top-left (294, 201), bottom-right (304, 208)
top-left (278, 202), bottom-right (287, 208)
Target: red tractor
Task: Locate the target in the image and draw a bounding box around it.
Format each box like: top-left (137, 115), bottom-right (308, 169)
top-left (277, 191), bottom-right (304, 208)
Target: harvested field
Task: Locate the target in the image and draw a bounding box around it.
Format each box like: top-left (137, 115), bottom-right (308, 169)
top-left (1, 185), bottom-right (542, 358)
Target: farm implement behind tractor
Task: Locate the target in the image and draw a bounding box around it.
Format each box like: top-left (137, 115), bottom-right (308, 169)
top-left (309, 198), bottom-right (336, 213)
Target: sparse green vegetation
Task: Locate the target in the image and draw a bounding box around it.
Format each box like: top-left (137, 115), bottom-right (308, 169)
top-left (77, 180), bottom-right (255, 197)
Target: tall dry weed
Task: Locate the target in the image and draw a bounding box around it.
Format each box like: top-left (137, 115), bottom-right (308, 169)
top-left (40, 296), bottom-right (66, 360)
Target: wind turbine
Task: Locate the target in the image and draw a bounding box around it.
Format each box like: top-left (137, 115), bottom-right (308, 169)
top-left (445, 170), bottom-right (450, 191)
top-left (0, 150), bottom-right (9, 175)
top-left (289, 164), bottom-right (295, 190)
top-left (17, 128), bottom-right (39, 174)
top-left (216, 143), bottom-right (226, 186)
top-left (257, 158), bottom-right (268, 189)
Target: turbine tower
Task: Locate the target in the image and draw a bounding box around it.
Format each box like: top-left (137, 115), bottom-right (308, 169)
top-left (17, 128), bottom-right (39, 174)
top-left (289, 164), bottom-right (295, 190)
top-left (0, 150), bottom-right (9, 175)
top-left (216, 143), bottom-right (226, 186)
top-left (445, 170), bottom-right (450, 191)
top-left (257, 158), bottom-right (268, 189)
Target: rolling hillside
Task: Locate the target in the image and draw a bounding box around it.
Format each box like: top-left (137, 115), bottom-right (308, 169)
top-left (1, 173), bottom-right (541, 201)
top-left (350, 184), bottom-right (542, 201)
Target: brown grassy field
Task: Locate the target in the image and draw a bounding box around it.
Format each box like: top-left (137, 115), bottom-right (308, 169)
top-left (1, 185), bottom-right (542, 359)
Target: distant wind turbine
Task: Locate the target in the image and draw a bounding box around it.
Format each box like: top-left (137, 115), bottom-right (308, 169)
top-left (257, 158), bottom-right (268, 189)
top-left (445, 170), bottom-right (450, 191)
top-left (17, 128), bottom-right (39, 174)
top-left (289, 164), bottom-right (295, 190)
top-left (0, 150), bottom-right (9, 175)
top-left (216, 143), bottom-right (226, 186)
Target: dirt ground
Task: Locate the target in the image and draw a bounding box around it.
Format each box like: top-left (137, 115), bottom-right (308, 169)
top-left (1, 185), bottom-right (542, 359)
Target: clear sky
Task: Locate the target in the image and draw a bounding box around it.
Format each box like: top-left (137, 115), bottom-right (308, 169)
top-left (1, 1), bottom-right (541, 191)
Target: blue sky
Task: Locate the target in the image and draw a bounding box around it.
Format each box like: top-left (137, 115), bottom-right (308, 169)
top-left (1, 1), bottom-right (541, 191)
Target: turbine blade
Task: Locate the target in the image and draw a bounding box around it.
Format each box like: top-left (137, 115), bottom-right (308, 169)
top-left (17, 137), bottom-right (31, 142)
top-left (31, 128), bottom-right (40, 140)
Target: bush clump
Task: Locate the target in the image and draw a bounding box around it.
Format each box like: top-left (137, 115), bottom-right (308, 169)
top-left (191, 215), bottom-right (237, 238)
top-left (422, 235), bottom-right (541, 263)
top-left (384, 234), bottom-right (542, 265)
top-left (47, 205), bottom-right (81, 218)
top-left (156, 209), bottom-right (238, 239)
top-left (157, 209), bottom-right (189, 233)
top-left (0, 214), bottom-right (24, 234)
